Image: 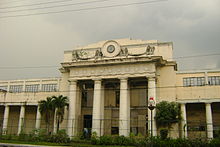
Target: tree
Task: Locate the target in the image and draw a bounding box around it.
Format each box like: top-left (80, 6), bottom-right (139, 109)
top-left (155, 101), bottom-right (181, 136)
top-left (39, 97), bottom-right (55, 134)
top-left (52, 95), bottom-right (68, 132)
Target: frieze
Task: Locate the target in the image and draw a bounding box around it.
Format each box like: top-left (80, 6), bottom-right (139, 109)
top-left (72, 41), bottom-right (155, 61)
top-left (70, 63), bottom-right (155, 77)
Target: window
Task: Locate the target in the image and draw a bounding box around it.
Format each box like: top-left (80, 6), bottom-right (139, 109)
top-left (41, 84), bottom-right (57, 92)
top-left (208, 76), bottom-right (220, 85)
top-left (25, 84), bottom-right (39, 92)
top-left (183, 77), bottom-right (205, 87)
top-left (111, 127), bottom-right (119, 135)
top-left (9, 85), bottom-right (23, 93)
top-left (0, 86), bottom-right (7, 91)
top-left (115, 90), bottom-right (120, 107)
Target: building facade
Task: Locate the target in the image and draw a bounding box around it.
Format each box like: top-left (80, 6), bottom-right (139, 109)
top-left (0, 39), bottom-right (219, 139)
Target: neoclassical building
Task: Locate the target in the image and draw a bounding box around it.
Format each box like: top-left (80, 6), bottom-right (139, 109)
top-left (0, 39), bottom-right (219, 139)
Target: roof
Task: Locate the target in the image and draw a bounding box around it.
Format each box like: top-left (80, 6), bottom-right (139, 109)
top-left (74, 38), bottom-right (160, 50)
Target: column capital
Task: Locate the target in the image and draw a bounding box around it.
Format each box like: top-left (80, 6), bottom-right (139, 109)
top-left (147, 76), bottom-right (156, 81)
top-left (119, 77), bottom-right (128, 81)
top-left (180, 102), bottom-right (187, 105)
top-left (205, 102), bottom-right (212, 105)
top-left (68, 79), bottom-right (77, 85)
top-left (4, 104), bottom-right (9, 107)
top-left (92, 78), bottom-right (102, 82)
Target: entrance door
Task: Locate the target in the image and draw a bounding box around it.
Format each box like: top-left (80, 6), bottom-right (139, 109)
top-left (83, 115), bottom-right (92, 137)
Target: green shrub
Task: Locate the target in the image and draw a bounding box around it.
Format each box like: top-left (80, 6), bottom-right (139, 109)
top-left (90, 132), bottom-right (98, 145)
top-left (160, 128), bottom-right (168, 140)
top-left (113, 135), bottom-right (133, 146)
top-left (210, 138), bottom-right (220, 147)
top-left (99, 135), bottom-right (113, 145)
top-left (48, 130), bottom-right (70, 143)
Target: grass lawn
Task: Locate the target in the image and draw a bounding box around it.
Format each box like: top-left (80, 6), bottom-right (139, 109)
top-left (0, 139), bottom-right (70, 146)
top-left (0, 140), bottom-right (134, 147)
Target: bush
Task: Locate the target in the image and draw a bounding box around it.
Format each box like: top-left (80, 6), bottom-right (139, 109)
top-left (48, 130), bottom-right (70, 143)
top-left (99, 135), bottom-right (113, 145)
top-left (160, 128), bottom-right (168, 140)
top-left (210, 138), bottom-right (220, 147)
top-left (113, 135), bottom-right (133, 146)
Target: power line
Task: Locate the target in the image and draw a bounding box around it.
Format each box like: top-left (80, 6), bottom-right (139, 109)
top-left (0, 0), bottom-right (167, 18)
top-left (0, 65), bottom-right (59, 69)
top-left (0, 0), bottom-right (113, 13)
top-left (0, 52), bottom-right (219, 69)
top-left (0, 0), bottom-right (31, 5)
top-left (174, 53), bottom-right (220, 60)
top-left (0, 0), bottom-right (85, 9)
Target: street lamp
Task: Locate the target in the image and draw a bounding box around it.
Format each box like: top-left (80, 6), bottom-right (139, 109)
top-left (148, 97), bottom-right (156, 138)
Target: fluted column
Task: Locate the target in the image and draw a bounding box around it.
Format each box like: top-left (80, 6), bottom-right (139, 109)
top-left (119, 78), bottom-right (130, 136)
top-left (67, 80), bottom-right (77, 137)
top-left (148, 77), bottom-right (157, 136)
top-left (92, 79), bottom-right (103, 136)
top-left (2, 105), bottom-right (9, 134)
top-left (205, 103), bottom-right (213, 139)
top-left (35, 105), bottom-right (41, 130)
top-left (18, 105), bottom-right (25, 135)
top-left (180, 103), bottom-right (187, 138)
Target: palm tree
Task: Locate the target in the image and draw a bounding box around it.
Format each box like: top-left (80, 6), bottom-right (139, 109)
top-left (52, 95), bottom-right (68, 132)
top-left (39, 97), bottom-right (55, 134)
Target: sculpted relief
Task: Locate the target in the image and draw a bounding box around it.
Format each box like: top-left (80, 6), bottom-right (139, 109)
top-left (70, 63), bottom-right (155, 78)
top-left (72, 40), bottom-right (155, 61)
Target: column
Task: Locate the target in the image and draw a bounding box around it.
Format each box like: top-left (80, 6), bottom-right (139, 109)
top-left (148, 77), bottom-right (157, 136)
top-left (53, 108), bottom-right (57, 133)
top-left (180, 103), bottom-right (187, 138)
top-left (35, 105), bottom-right (41, 130)
top-left (67, 80), bottom-right (77, 137)
top-left (205, 103), bottom-right (213, 139)
top-left (18, 105), bottom-right (25, 135)
top-left (2, 105), bottom-right (9, 134)
top-left (100, 84), bottom-right (105, 136)
top-left (92, 79), bottom-right (103, 136)
top-left (119, 78), bottom-right (130, 136)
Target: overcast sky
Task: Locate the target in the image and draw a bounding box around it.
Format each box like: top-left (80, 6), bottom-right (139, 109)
top-left (0, 0), bottom-right (220, 80)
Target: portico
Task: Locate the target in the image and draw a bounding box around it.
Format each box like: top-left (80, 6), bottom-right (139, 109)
top-left (61, 39), bottom-right (176, 137)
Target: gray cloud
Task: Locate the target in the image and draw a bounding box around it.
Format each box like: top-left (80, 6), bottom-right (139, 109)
top-left (0, 0), bottom-right (220, 80)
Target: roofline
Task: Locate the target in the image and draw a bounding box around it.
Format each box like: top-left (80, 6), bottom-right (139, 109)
top-left (177, 68), bottom-right (220, 74)
top-left (0, 77), bottom-right (61, 83)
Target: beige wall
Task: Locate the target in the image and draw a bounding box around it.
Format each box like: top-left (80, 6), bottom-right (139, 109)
top-left (24, 106), bottom-right (37, 134)
top-left (176, 71), bottom-right (220, 100)
top-left (157, 65), bottom-right (176, 102)
top-left (8, 106), bottom-right (20, 135)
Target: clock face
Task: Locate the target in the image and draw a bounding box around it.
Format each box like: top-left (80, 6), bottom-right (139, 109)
top-left (102, 41), bottom-right (121, 57)
top-left (107, 45), bottom-right (115, 53)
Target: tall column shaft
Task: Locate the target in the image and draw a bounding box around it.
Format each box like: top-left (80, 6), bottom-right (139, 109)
top-left (18, 105), bottom-right (25, 135)
top-left (100, 84), bottom-right (105, 136)
top-left (148, 77), bottom-right (157, 136)
top-left (67, 80), bottom-right (77, 137)
top-left (35, 105), bottom-right (41, 130)
top-left (180, 103), bottom-right (187, 138)
top-left (119, 78), bottom-right (130, 136)
top-left (92, 79), bottom-right (102, 136)
top-left (205, 103), bottom-right (213, 139)
top-left (2, 105), bottom-right (9, 134)
top-left (53, 108), bottom-right (57, 133)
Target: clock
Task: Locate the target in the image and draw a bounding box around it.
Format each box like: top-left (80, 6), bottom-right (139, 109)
top-left (101, 40), bottom-right (121, 57)
top-left (107, 45), bottom-right (115, 53)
